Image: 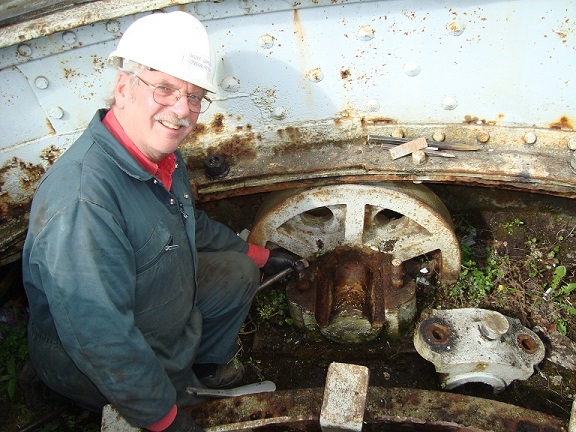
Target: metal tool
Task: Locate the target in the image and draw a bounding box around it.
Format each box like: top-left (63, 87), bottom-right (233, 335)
top-left (257, 258), bottom-right (309, 293)
top-left (367, 134), bottom-right (481, 151)
top-left (186, 380), bottom-right (276, 398)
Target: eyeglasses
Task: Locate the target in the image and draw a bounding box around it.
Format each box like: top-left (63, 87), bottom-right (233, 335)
top-left (136, 75), bottom-right (212, 114)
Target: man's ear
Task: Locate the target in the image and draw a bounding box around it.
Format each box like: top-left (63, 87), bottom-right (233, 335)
top-left (114, 72), bottom-right (130, 109)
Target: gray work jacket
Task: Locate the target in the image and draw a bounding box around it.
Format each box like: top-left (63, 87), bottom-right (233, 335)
top-left (22, 109), bottom-right (248, 426)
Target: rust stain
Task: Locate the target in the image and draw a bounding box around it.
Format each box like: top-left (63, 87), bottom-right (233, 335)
top-left (340, 68), bottom-right (351, 79)
top-left (549, 116), bottom-right (573, 130)
top-left (210, 113), bottom-right (225, 132)
top-left (361, 117), bottom-right (396, 126)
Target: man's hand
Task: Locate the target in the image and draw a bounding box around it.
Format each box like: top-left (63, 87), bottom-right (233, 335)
top-left (163, 409), bottom-right (204, 432)
top-left (262, 248), bottom-right (300, 276)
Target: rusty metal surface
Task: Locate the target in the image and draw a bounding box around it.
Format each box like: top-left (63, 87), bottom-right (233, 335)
top-left (1, 0), bottom-right (575, 265)
top-left (186, 387), bottom-right (568, 431)
top-left (185, 123), bottom-right (576, 201)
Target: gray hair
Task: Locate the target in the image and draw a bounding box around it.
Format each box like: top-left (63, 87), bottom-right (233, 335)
top-left (105, 59), bottom-right (148, 108)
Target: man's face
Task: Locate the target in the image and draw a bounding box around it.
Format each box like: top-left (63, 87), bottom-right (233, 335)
top-left (113, 69), bottom-right (205, 162)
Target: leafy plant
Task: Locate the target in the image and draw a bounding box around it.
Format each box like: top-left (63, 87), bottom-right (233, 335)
top-left (502, 217), bottom-right (524, 235)
top-left (449, 247), bottom-right (505, 306)
top-left (255, 288), bottom-right (293, 326)
top-left (543, 265), bottom-right (576, 335)
top-left (0, 308), bottom-right (28, 402)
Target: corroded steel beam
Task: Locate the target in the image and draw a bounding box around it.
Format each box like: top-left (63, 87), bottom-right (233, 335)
top-left (187, 387), bottom-right (568, 431)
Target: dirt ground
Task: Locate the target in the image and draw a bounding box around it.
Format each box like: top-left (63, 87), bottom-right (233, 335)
top-left (1, 184), bottom-right (576, 431)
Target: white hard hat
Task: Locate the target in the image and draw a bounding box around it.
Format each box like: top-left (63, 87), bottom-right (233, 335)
top-left (108, 11), bottom-right (217, 93)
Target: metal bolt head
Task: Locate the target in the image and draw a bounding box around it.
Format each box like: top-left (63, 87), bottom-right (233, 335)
top-left (357, 25), bottom-right (375, 41)
top-left (62, 31), bottom-right (77, 45)
top-left (523, 131), bottom-right (537, 145)
top-left (306, 68), bottom-right (324, 83)
top-left (403, 61), bottom-right (421, 77)
top-left (480, 311), bottom-right (509, 340)
top-left (258, 34), bottom-right (275, 49)
top-left (221, 76), bottom-right (240, 92)
top-left (34, 76), bottom-right (49, 89)
top-left (476, 131), bottom-right (490, 143)
top-left (441, 96), bottom-right (458, 110)
top-left (432, 131), bottom-right (446, 142)
top-left (391, 128), bottom-right (405, 138)
top-left (17, 43), bottom-right (32, 57)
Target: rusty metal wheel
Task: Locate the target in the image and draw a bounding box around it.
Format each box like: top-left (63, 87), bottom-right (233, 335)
top-left (248, 183), bottom-right (461, 284)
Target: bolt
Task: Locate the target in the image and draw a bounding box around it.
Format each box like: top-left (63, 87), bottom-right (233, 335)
top-left (204, 155), bottom-right (230, 180)
top-left (391, 258), bottom-right (404, 288)
top-left (480, 311), bottom-right (509, 340)
top-left (365, 99), bottom-right (380, 112)
top-left (523, 131), bottom-right (537, 145)
top-left (62, 31), bottom-right (77, 45)
top-left (106, 20), bottom-right (121, 33)
top-left (221, 76), bottom-right (240, 92)
top-left (403, 61), bottom-right (421, 77)
top-left (306, 68), bottom-right (324, 83)
top-left (447, 19), bottom-right (466, 36)
top-left (391, 128), bottom-right (404, 138)
top-left (476, 131), bottom-right (490, 143)
top-left (432, 131), bottom-right (446, 142)
top-left (441, 96), bottom-right (458, 110)
top-left (412, 150), bottom-right (427, 166)
top-left (258, 34), bottom-right (275, 49)
top-left (17, 43), bottom-right (32, 57)
top-left (357, 25), bottom-right (375, 41)
top-left (48, 106), bottom-right (64, 119)
top-left (34, 76), bottom-right (49, 89)
top-left (272, 106), bottom-right (287, 120)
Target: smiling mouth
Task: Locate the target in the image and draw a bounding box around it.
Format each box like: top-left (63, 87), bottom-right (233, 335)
top-left (158, 120), bottom-right (182, 130)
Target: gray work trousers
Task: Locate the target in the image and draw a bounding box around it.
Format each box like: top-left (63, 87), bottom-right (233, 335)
top-left (28, 250), bottom-right (260, 412)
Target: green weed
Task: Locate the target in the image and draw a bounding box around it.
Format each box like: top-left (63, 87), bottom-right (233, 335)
top-left (255, 288), bottom-right (293, 326)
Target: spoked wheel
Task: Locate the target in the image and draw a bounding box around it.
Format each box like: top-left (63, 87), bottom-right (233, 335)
top-left (249, 183), bottom-right (461, 284)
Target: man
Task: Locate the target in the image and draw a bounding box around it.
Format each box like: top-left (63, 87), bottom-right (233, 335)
top-left (21, 11), bottom-right (297, 432)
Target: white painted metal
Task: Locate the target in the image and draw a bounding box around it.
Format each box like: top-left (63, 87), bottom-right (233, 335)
top-left (249, 183), bottom-right (461, 283)
top-left (414, 308), bottom-right (546, 393)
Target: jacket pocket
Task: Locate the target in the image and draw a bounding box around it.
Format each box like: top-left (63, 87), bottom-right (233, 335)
top-left (133, 220), bottom-right (188, 321)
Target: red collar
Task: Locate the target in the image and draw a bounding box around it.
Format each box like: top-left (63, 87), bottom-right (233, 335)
top-left (102, 110), bottom-right (176, 190)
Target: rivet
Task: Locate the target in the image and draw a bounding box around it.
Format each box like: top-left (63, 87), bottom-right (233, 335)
top-left (412, 150), bottom-right (427, 165)
top-left (391, 128), bottom-right (405, 138)
top-left (175, 163), bottom-right (178, 168)
top-left (272, 106), bottom-right (287, 119)
top-left (48, 106), bottom-right (64, 119)
top-left (306, 67), bottom-right (324, 83)
top-left (447, 19), bottom-right (466, 36)
top-left (432, 131), bottom-right (446, 142)
top-left (480, 311), bottom-right (510, 340)
top-left (221, 76), bottom-right (240, 92)
top-left (365, 99), bottom-right (380, 112)
top-left (106, 20), bottom-right (121, 33)
top-left (153, 179), bottom-right (158, 184)
top-left (357, 25), bottom-right (375, 41)
top-left (17, 43), bottom-right (32, 57)
top-left (523, 131), bottom-right (537, 145)
top-left (476, 131), bottom-right (490, 143)
top-left (183, 193), bottom-right (190, 199)
top-left (169, 198), bottom-right (176, 205)
top-left (441, 96), bottom-right (458, 110)
top-left (34, 76), bottom-right (49, 89)
top-left (258, 34), bottom-right (275, 49)
top-left (568, 137), bottom-right (576, 150)
top-left (403, 61), bottom-right (421, 77)
top-left (62, 31), bottom-right (77, 45)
